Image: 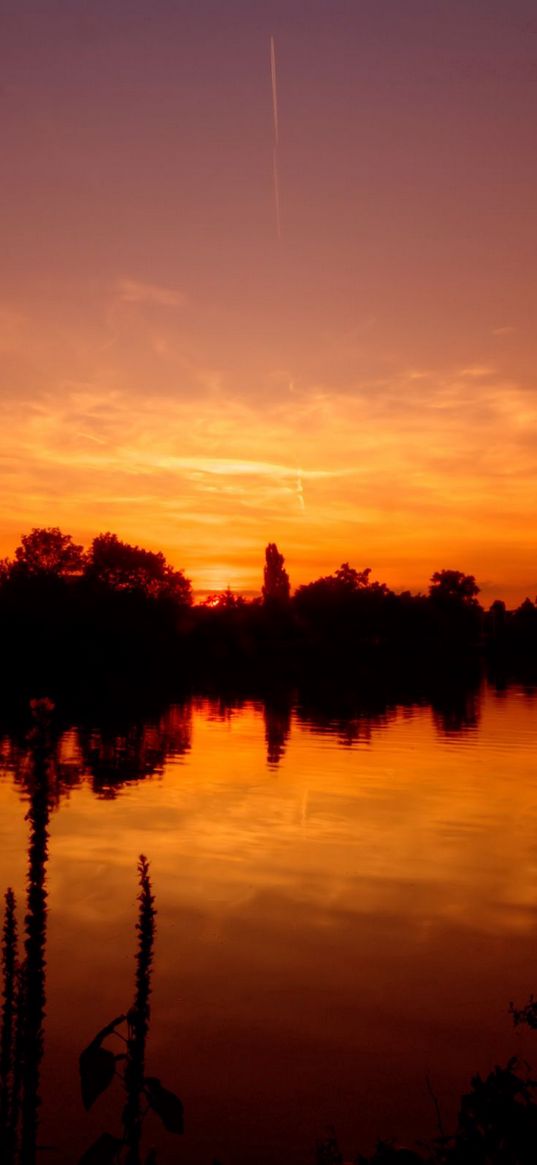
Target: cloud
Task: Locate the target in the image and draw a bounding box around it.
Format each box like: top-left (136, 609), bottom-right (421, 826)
top-left (116, 279), bottom-right (186, 308)
top-left (1, 360), bottom-right (536, 601)
top-left (459, 365), bottom-right (496, 378)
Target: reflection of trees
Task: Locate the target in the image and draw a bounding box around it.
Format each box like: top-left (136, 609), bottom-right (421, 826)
top-left (79, 704), bottom-right (192, 799)
top-left (0, 681), bottom-right (489, 810)
top-left (1, 699), bottom-right (192, 803)
top-left (431, 685), bottom-right (481, 737)
top-left (199, 695), bottom-right (246, 723)
top-left (295, 672), bottom-right (482, 747)
top-left (0, 699), bottom-right (183, 1165)
top-left (263, 698), bottom-right (292, 767)
top-left (80, 723), bottom-right (167, 797)
top-left (0, 704), bottom-right (193, 805)
top-left (295, 693), bottom-right (401, 751)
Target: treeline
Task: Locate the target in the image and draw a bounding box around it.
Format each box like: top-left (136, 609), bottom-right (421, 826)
top-left (0, 528), bottom-right (536, 692)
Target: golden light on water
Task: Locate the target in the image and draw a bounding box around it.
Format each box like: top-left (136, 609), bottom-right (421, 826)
top-left (2, 689), bottom-right (537, 1158)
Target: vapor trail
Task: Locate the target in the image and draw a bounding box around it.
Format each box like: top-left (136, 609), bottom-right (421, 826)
top-left (270, 35), bottom-right (282, 239)
top-left (272, 146), bottom-right (282, 240)
top-left (270, 35), bottom-right (279, 146)
top-left (296, 468), bottom-right (305, 511)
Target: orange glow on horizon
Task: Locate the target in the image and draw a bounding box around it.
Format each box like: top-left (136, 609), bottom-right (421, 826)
top-left (1, 363), bottom-right (536, 605)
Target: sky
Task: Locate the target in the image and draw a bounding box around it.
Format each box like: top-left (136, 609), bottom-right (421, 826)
top-left (1, 0), bottom-right (536, 602)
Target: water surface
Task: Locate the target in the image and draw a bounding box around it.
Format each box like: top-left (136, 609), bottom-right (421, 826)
top-left (1, 683), bottom-right (537, 1163)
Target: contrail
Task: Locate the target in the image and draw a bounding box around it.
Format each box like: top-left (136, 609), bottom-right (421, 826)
top-left (296, 468), bottom-right (305, 511)
top-left (272, 146), bottom-right (282, 240)
top-left (270, 35), bottom-right (279, 146)
top-left (270, 35), bottom-right (282, 239)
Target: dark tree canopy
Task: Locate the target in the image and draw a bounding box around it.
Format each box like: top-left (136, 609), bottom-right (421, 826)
top-left (334, 563), bottom-right (372, 590)
top-left (13, 527), bottom-right (85, 577)
top-left (86, 533), bottom-right (192, 604)
top-left (2, 525), bottom-right (537, 687)
top-left (202, 588), bottom-right (246, 608)
top-left (262, 543), bottom-right (290, 604)
top-left (429, 569), bottom-right (480, 604)
top-left (294, 564), bottom-right (388, 608)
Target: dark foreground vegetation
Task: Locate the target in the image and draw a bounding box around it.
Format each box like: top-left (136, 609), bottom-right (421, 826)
top-left (2, 702), bottom-right (537, 1164)
top-left (0, 702), bottom-right (182, 1165)
top-left (317, 1027), bottom-right (537, 1163)
top-left (0, 528), bottom-right (536, 700)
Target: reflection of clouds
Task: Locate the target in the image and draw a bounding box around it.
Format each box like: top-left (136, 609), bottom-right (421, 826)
top-left (2, 693), bottom-right (537, 940)
top-left (29, 694), bottom-right (537, 940)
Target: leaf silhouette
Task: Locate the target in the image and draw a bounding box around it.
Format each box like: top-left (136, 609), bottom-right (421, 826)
top-left (144, 1077), bottom-right (184, 1134)
top-left (79, 1132), bottom-right (123, 1165)
top-left (79, 1015), bottom-right (126, 1109)
top-left (80, 1045), bottom-right (118, 1110)
top-left (92, 1014), bottom-right (127, 1043)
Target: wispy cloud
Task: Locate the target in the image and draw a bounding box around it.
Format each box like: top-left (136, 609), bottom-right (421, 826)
top-left (1, 364), bottom-right (536, 600)
top-left (116, 279), bottom-right (186, 308)
top-left (459, 365), bottom-right (496, 378)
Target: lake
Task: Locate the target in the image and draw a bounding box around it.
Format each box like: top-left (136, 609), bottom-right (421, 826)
top-left (1, 680), bottom-right (537, 1164)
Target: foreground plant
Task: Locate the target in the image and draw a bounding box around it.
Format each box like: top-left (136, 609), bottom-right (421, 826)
top-left (319, 1007), bottom-right (537, 1164)
top-left (79, 856), bottom-right (183, 1165)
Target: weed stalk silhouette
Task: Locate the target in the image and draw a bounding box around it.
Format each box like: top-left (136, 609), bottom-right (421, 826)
top-left (79, 856), bottom-right (183, 1165)
top-left (0, 698), bottom-right (53, 1165)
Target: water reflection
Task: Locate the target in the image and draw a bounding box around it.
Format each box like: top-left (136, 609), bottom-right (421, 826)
top-left (263, 698), bottom-right (292, 768)
top-left (79, 704), bottom-right (192, 799)
top-left (431, 686), bottom-right (480, 737)
top-left (0, 674), bottom-right (486, 804)
top-left (0, 699), bottom-right (53, 1165)
top-left (0, 703), bottom-right (182, 1165)
top-left (0, 704), bottom-right (192, 805)
top-left (0, 889), bottom-right (18, 1162)
top-left (1, 679), bottom-right (536, 1165)
top-left (79, 857), bottom-right (183, 1165)
top-left (123, 856), bottom-right (156, 1160)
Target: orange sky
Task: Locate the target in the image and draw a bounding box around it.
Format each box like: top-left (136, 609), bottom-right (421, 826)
top-left (1, 2), bottom-right (536, 603)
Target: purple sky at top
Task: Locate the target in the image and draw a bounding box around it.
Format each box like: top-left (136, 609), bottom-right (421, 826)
top-left (3, 0), bottom-right (536, 387)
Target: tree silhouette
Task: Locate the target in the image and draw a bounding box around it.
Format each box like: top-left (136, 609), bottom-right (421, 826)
top-left (262, 543), bottom-right (290, 605)
top-left (12, 529), bottom-right (85, 578)
top-left (201, 588), bottom-right (246, 608)
top-left (429, 570), bottom-right (480, 605)
top-left (333, 564), bottom-right (372, 591)
top-left (294, 563), bottom-right (388, 607)
top-left (86, 534), bottom-right (192, 605)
